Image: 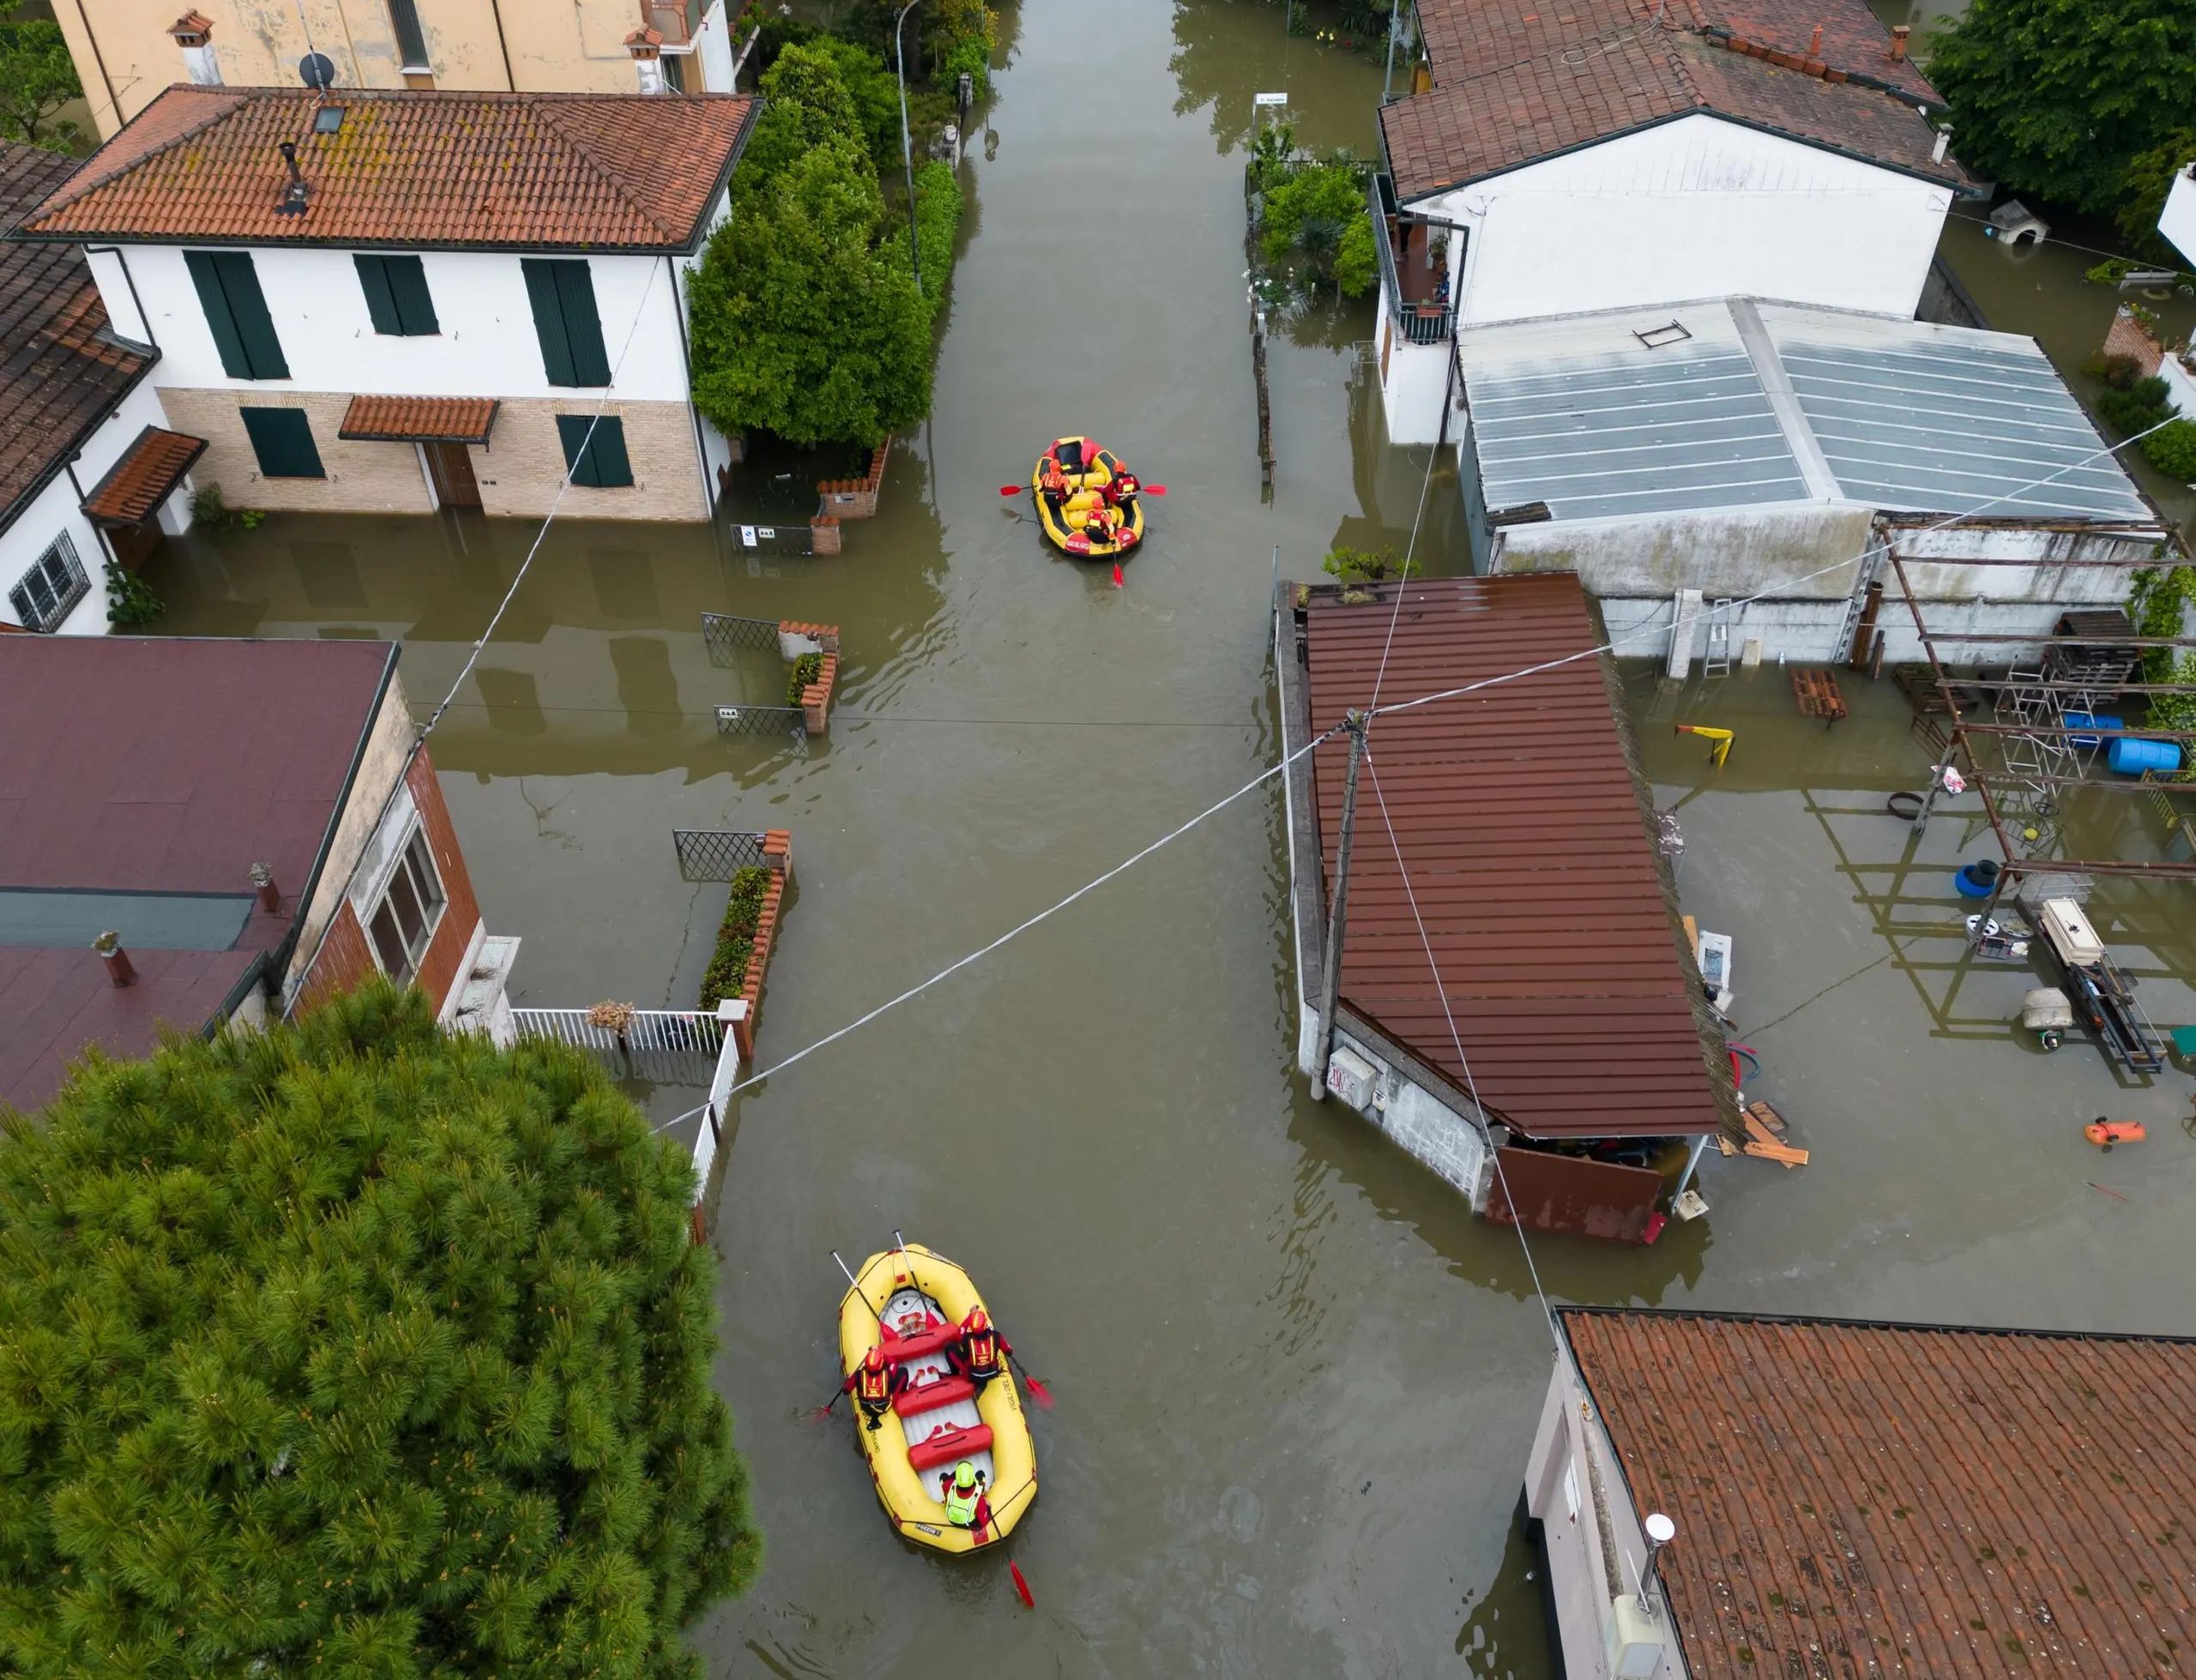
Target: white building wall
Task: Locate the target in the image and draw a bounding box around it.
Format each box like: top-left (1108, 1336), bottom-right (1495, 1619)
top-left (2161, 167), bottom-right (2196, 269)
top-left (107, 244), bottom-right (695, 401)
top-left (0, 377), bottom-right (184, 637)
top-left (1373, 299), bottom-right (1459, 447)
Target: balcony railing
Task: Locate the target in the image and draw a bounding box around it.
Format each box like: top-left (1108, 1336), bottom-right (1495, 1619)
top-left (1371, 172), bottom-right (1454, 345)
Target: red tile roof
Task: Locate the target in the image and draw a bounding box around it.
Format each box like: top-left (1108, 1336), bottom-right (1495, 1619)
top-left (1384, 0), bottom-right (1960, 200)
top-left (1300, 575), bottom-right (1724, 1139)
top-left (15, 87), bottom-right (757, 250)
top-left (80, 425), bottom-right (206, 527)
top-left (0, 142), bottom-right (154, 535)
top-left (338, 395), bottom-right (498, 443)
top-left (1562, 1310), bottom-right (2196, 1679)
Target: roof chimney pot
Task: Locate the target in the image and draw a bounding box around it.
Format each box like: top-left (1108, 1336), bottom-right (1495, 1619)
top-left (1807, 22), bottom-right (1822, 55)
top-left (93, 930), bottom-right (136, 988)
top-left (1889, 23), bottom-right (1909, 59)
top-left (168, 9), bottom-right (220, 83)
top-left (1933, 124), bottom-right (1951, 164)
top-left (250, 861), bottom-right (281, 912)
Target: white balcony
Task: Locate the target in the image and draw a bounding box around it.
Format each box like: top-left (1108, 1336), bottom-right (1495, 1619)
top-left (2161, 166), bottom-right (2196, 267)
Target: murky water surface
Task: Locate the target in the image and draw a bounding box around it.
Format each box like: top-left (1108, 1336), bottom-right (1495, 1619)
top-left (141, 0), bottom-right (2196, 1671)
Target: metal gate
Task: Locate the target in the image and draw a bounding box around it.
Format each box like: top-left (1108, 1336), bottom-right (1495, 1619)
top-left (702, 611), bottom-right (781, 664)
top-left (673, 828), bottom-right (791, 882)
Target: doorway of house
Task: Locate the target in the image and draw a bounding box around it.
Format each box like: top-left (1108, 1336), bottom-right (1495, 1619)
top-left (425, 442), bottom-right (481, 509)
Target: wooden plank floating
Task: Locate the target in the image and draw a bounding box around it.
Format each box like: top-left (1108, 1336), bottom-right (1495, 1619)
top-left (1739, 1099), bottom-right (1807, 1167)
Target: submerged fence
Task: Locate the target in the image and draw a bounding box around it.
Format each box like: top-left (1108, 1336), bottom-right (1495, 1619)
top-left (702, 611), bottom-right (781, 664)
top-left (673, 829), bottom-right (792, 882)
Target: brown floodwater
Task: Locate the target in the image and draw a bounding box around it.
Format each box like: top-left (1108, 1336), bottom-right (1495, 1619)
top-left (137, 0), bottom-right (2196, 1672)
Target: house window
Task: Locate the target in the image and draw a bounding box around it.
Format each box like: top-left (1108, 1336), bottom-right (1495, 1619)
top-left (365, 827), bottom-right (446, 987)
top-left (9, 532), bottom-right (88, 632)
top-left (355, 254), bottom-right (439, 335)
top-left (184, 250), bottom-right (289, 379)
top-left (241, 406), bottom-right (327, 478)
top-left (557, 414), bottom-right (634, 488)
top-left (522, 259), bottom-right (612, 387)
top-left (386, 0), bottom-right (429, 68)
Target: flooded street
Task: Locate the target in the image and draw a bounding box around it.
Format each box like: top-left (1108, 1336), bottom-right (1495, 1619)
top-left (138, 0), bottom-right (2196, 1673)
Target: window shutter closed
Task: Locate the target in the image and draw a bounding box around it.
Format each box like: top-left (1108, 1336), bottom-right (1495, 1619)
top-left (187, 251), bottom-right (288, 379)
top-left (358, 255), bottom-right (440, 335)
top-left (557, 414), bottom-right (633, 488)
top-left (524, 259), bottom-right (611, 387)
top-left (355, 255), bottom-right (401, 334)
top-left (241, 406), bottom-right (326, 477)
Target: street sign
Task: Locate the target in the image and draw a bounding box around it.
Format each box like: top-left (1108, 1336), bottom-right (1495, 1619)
top-left (1254, 91), bottom-right (1288, 105)
top-left (739, 525), bottom-right (757, 547)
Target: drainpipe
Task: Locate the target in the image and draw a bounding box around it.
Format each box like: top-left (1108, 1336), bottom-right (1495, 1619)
top-left (1309, 709), bottom-right (1368, 1098)
top-left (488, 0), bottom-right (515, 87)
top-left (69, 0), bottom-right (120, 134)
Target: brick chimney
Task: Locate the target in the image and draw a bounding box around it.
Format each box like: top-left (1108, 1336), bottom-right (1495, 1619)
top-left (1889, 24), bottom-right (1909, 60)
top-left (625, 28), bottom-right (667, 94)
top-left (1807, 22), bottom-right (1822, 57)
top-left (167, 9), bottom-right (220, 84)
top-left (93, 930), bottom-right (135, 988)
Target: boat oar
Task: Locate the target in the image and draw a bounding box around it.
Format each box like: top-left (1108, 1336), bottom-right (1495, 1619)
top-left (998, 485), bottom-right (1024, 496)
top-left (833, 1248), bottom-right (895, 1337)
top-left (1008, 1352), bottom-right (1054, 1410)
top-left (1142, 484), bottom-right (1167, 495)
top-left (811, 1384), bottom-right (845, 1422)
top-left (1010, 1561), bottom-right (1036, 1608)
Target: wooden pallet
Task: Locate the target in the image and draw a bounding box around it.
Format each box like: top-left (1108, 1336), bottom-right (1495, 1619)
top-left (1791, 667), bottom-right (1846, 726)
top-left (1719, 1099), bottom-right (1808, 1167)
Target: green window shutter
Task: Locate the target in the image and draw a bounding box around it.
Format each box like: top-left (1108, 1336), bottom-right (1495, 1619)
top-left (524, 259), bottom-right (577, 386)
top-left (240, 406), bottom-right (325, 477)
top-left (554, 262), bottom-right (612, 386)
top-left (209, 252), bottom-right (287, 378)
top-left (355, 255), bottom-right (401, 334)
top-left (186, 250), bottom-right (251, 377)
top-left (558, 414), bottom-right (632, 488)
top-left (386, 256), bottom-right (438, 334)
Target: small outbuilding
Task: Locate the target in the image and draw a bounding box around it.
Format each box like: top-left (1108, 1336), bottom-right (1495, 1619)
top-left (1275, 573), bottom-right (1737, 1240)
top-left (1529, 1306), bottom-right (2196, 1677)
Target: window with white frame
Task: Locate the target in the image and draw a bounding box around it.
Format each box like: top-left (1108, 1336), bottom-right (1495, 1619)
top-left (365, 828), bottom-right (446, 987)
top-left (9, 532), bottom-right (88, 632)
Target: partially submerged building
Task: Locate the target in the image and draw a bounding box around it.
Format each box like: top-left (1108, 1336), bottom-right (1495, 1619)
top-left (1276, 573), bottom-right (1736, 1241)
top-left (0, 636), bottom-right (515, 1111)
top-left (1528, 1307), bottom-right (2196, 1677)
top-left (1454, 298), bottom-right (2163, 664)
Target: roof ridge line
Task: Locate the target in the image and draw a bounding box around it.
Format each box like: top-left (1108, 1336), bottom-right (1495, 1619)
top-left (30, 87), bottom-right (248, 226)
top-left (531, 99), bottom-right (688, 246)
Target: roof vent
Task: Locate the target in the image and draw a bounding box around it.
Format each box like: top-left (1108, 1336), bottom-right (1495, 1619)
top-left (1889, 23), bottom-right (1909, 60)
top-left (313, 104), bottom-right (345, 133)
top-left (275, 140), bottom-right (311, 215)
top-left (93, 930), bottom-right (136, 988)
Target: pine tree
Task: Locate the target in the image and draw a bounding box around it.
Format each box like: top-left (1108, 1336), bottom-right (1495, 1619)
top-left (0, 982), bottom-right (759, 1680)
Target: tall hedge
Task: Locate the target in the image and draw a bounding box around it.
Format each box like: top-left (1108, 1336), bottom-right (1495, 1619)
top-left (0, 983), bottom-right (758, 1680)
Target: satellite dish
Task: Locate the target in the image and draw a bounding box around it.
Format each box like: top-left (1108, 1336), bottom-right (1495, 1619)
top-left (299, 51), bottom-right (335, 89)
top-left (1644, 1513), bottom-right (1676, 1545)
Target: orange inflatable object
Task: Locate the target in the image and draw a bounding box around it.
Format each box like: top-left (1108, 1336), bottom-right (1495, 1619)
top-left (2084, 1119), bottom-right (2146, 1147)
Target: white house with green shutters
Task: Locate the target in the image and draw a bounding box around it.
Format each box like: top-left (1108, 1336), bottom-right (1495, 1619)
top-left (15, 85), bottom-right (757, 522)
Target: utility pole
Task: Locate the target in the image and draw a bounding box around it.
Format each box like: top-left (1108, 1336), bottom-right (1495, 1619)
top-left (1310, 711), bottom-right (1369, 1099)
top-left (895, 0), bottom-right (923, 298)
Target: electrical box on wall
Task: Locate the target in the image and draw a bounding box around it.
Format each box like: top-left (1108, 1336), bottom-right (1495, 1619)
top-left (1325, 1045), bottom-right (1377, 1110)
top-left (1606, 1597), bottom-right (1667, 1679)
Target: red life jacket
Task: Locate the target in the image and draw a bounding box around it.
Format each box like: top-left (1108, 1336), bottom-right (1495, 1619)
top-left (963, 1328), bottom-right (999, 1372)
top-left (856, 1360), bottom-right (891, 1401)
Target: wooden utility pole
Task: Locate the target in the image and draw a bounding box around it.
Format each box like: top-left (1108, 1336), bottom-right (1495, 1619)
top-left (1310, 711), bottom-right (1368, 1099)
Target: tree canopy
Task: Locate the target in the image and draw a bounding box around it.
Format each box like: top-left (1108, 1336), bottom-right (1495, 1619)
top-left (0, 983), bottom-right (758, 1680)
top-left (0, 0), bottom-right (82, 152)
top-left (687, 45), bottom-right (935, 449)
top-left (1928, 0), bottom-right (2196, 235)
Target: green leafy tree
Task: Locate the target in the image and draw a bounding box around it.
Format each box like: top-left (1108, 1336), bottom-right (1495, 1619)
top-left (1335, 214), bottom-right (1377, 298)
top-left (737, 41), bottom-right (868, 187)
top-left (688, 135), bottom-right (932, 448)
top-left (0, 0), bottom-right (81, 152)
top-left (0, 983), bottom-right (758, 1680)
top-left (1261, 164), bottom-right (1377, 297)
top-left (1928, 0), bottom-right (2196, 223)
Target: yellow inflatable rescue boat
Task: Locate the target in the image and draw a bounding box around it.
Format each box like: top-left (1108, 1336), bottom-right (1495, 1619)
top-left (837, 1243), bottom-right (1036, 1554)
top-left (1030, 436), bottom-right (1145, 557)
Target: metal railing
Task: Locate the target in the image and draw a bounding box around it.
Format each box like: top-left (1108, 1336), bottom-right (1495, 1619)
top-left (513, 1008), bottom-right (727, 1055)
top-left (673, 828), bottom-right (788, 882)
top-left (1370, 173), bottom-right (1454, 345)
top-left (715, 703), bottom-right (805, 742)
top-left (702, 611), bottom-right (781, 665)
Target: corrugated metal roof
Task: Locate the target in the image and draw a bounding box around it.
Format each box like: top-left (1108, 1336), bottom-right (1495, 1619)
top-left (1302, 575), bottom-right (1722, 1140)
top-left (1461, 299), bottom-right (2151, 525)
top-left (1760, 304), bottom-right (2153, 520)
top-left (1562, 1308), bottom-right (2196, 1679)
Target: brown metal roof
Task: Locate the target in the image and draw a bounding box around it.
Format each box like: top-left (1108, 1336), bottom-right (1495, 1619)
top-left (1383, 0), bottom-right (1960, 201)
top-left (339, 395), bottom-right (498, 443)
top-left (80, 425), bottom-right (206, 527)
top-left (0, 142), bottom-right (155, 535)
top-left (1562, 1308), bottom-right (2196, 1678)
top-left (1302, 575), bottom-right (1721, 1139)
top-left (0, 945), bottom-right (259, 1116)
top-left (16, 87), bottom-right (757, 251)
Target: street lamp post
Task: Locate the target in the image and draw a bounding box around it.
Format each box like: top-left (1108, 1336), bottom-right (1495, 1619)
top-left (895, 0), bottom-right (923, 298)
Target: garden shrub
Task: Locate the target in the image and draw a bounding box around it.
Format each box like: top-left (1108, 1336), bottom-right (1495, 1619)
top-left (699, 866), bottom-right (775, 1010)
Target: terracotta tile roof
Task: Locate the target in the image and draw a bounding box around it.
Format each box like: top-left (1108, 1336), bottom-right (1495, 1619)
top-left (1561, 1309), bottom-right (2196, 1679)
top-left (338, 395), bottom-right (498, 443)
top-left (0, 142), bottom-right (154, 535)
top-left (15, 87), bottom-right (758, 250)
top-left (1384, 0), bottom-right (1962, 199)
top-left (80, 425), bottom-right (205, 527)
top-left (1299, 575), bottom-right (1725, 1139)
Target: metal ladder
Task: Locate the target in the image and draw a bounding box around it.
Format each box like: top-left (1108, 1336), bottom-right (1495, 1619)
top-left (1701, 598), bottom-right (1735, 677)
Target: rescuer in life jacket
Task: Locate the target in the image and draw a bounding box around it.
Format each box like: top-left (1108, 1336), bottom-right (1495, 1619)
top-left (1039, 456), bottom-right (1066, 500)
top-left (950, 1306), bottom-right (1011, 1394)
top-left (845, 1344), bottom-right (903, 1431)
top-left (1106, 469), bottom-right (1139, 507)
top-left (940, 1460), bottom-right (989, 1529)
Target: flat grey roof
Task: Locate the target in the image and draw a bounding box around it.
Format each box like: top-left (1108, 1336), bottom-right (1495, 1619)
top-left (1461, 300), bottom-right (2152, 526)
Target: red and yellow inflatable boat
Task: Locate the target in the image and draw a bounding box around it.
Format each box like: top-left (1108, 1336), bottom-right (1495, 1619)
top-left (1029, 436), bottom-right (1146, 557)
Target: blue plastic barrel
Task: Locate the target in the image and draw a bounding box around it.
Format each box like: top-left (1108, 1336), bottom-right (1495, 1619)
top-left (2064, 712), bottom-right (2123, 748)
top-left (1954, 859), bottom-right (2000, 897)
top-left (2109, 737), bottom-right (2181, 775)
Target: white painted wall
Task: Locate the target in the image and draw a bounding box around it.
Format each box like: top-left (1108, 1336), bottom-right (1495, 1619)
top-left (2161, 168), bottom-right (2196, 269)
top-left (1420, 114), bottom-right (1951, 329)
top-left (695, 0), bottom-right (734, 92)
top-left (0, 377), bottom-right (182, 636)
top-left (106, 240), bottom-right (704, 402)
top-left (1372, 301), bottom-right (1458, 446)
